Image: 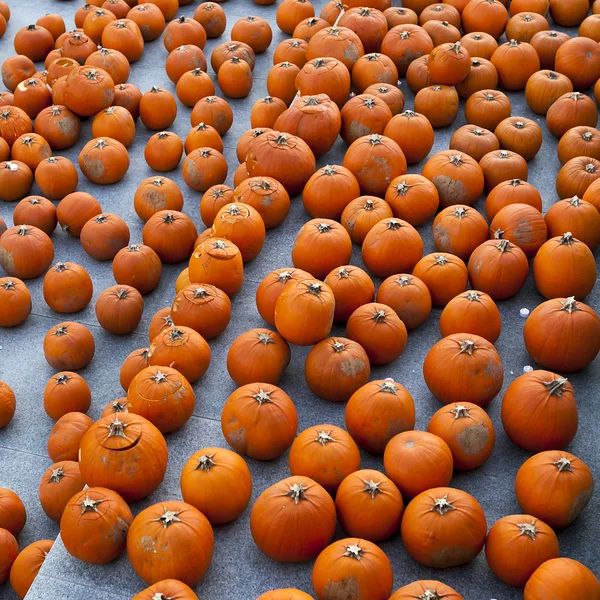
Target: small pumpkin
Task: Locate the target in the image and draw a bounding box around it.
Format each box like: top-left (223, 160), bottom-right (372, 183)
top-left (0, 380), bottom-right (16, 427)
top-left (485, 178), bottom-right (542, 220)
top-left (0, 488), bottom-right (26, 535)
top-left (47, 411), bottom-right (94, 462)
top-left (544, 196), bottom-right (600, 251)
top-left (43, 371), bottom-right (91, 420)
top-left (119, 347), bottom-right (149, 392)
top-left (143, 210), bottom-right (198, 264)
top-left (188, 237), bottom-right (243, 296)
top-left (43, 321), bottom-right (95, 370)
top-left (383, 110), bottom-right (434, 164)
top-left (432, 205), bottom-right (488, 261)
top-left (43, 262), bottom-right (93, 313)
top-left (490, 203), bottom-right (547, 258)
top-left (9, 540), bottom-right (53, 600)
top-left (38, 461), bottom-right (85, 523)
top-left (324, 265), bottom-right (375, 322)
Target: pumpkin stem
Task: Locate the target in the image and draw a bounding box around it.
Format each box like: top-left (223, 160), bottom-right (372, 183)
top-left (464, 291), bottom-right (482, 302)
top-left (93, 139), bottom-right (107, 149)
top-left (452, 206), bottom-right (467, 219)
top-left (336, 267), bottom-right (350, 279)
top-left (290, 40), bottom-right (300, 48)
top-left (418, 591), bottom-right (443, 600)
top-left (394, 181), bottom-right (412, 196)
top-left (257, 332), bottom-right (274, 345)
top-left (400, 30), bottom-right (411, 40)
top-left (192, 287), bottom-right (209, 299)
top-left (450, 404), bottom-right (470, 419)
top-left (252, 388), bottom-right (273, 405)
top-left (559, 232), bottom-right (574, 246)
top-left (363, 199), bottom-right (375, 210)
top-left (108, 400), bottom-right (128, 414)
top-left (316, 223), bottom-right (332, 233)
top-left (554, 457), bottom-right (572, 472)
top-left (156, 507), bottom-right (182, 528)
top-left (0, 280), bottom-right (16, 290)
top-left (162, 211), bottom-right (176, 224)
top-left (53, 325), bottom-right (68, 337)
top-left (434, 255), bottom-right (449, 266)
top-left (196, 454), bottom-right (216, 471)
top-left (116, 288), bottom-right (129, 300)
top-left (79, 495), bottom-right (103, 514)
top-left (55, 373), bottom-right (71, 385)
top-left (495, 239), bottom-right (512, 252)
top-left (150, 370), bottom-right (169, 384)
top-left (107, 418), bottom-right (128, 438)
top-left (449, 153), bottom-right (463, 166)
top-left (485, 93), bottom-right (495, 101)
top-left (363, 480), bottom-right (383, 499)
top-left (517, 522), bottom-right (538, 540)
top-left (508, 39), bottom-right (520, 47)
top-left (449, 41), bottom-right (462, 54)
top-left (378, 378), bottom-right (398, 394)
top-left (402, 109), bottom-right (416, 118)
top-left (168, 327), bottom-right (185, 341)
top-left (332, 341), bottom-right (346, 352)
top-left (286, 483), bottom-right (307, 504)
top-left (582, 132), bottom-right (593, 142)
top-left (514, 121), bottom-right (525, 129)
top-left (366, 53), bottom-right (380, 62)
top-left (367, 133), bottom-right (383, 146)
top-left (315, 430), bottom-right (336, 445)
top-left (430, 495), bottom-right (456, 515)
top-left (372, 309), bottom-right (387, 323)
top-left (307, 282), bottom-right (323, 296)
top-left (362, 97), bottom-right (376, 109)
top-left (276, 270), bottom-right (293, 283)
top-left (493, 228), bottom-right (505, 240)
top-left (344, 543), bottom-right (364, 560)
top-left (568, 196), bottom-right (581, 207)
top-left (273, 133), bottom-right (289, 146)
top-left (560, 296), bottom-right (581, 313)
top-left (543, 377), bottom-right (568, 396)
top-left (385, 219), bottom-right (402, 230)
top-left (178, 15), bottom-right (186, 22)
top-left (49, 467), bottom-right (65, 483)
top-left (396, 275), bottom-right (412, 286)
top-left (459, 339), bottom-right (477, 355)
top-left (585, 163), bottom-right (596, 173)
top-left (321, 165), bottom-right (338, 176)
top-left (50, 106), bottom-right (62, 116)
top-left (313, 58), bottom-right (327, 68)
top-left (213, 239), bottom-right (227, 249)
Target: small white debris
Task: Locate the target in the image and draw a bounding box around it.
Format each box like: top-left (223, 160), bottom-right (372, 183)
top-left (523, 365), bottom-right (534, 373)
top-left (520, 308), bottom-right (530, 317)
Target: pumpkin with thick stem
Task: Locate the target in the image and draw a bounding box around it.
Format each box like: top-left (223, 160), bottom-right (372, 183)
top-left (381, 176), bottom-right (438, 228)
top-left (112, 244), bottom-right (162, 295)
top-left (336, 470), bottom-right (403, 541)
top-left (91, 105), bottom-right (135, 147)
top-left (432, 206), bottom-right (488, 261)
top-left (126, 4), bottom-right (165, 41)
top-left (63, 65), bottom-right (114, 116)
top-left (0, 488), bottom-right (26, 535)
top-left (127, 364), bottom-right (195, 432)
top-left (494, 116), bottom-right (542, 160)
top-left (171, 283), bottom-right (231, 339)
top-left (345, 379), bottom-right (415, 454)
top-left (182, 147), bottom-right (228, 192)
top-left (364, 83), bottom-right (405, 115)
top-left (189, 237), bottom-right (244, 296)
top-left (200, 184), bottom-right (234, 226)
top-left (119, 347), bottom-right (149, 391)
top-left (502, 370), bottom-right (577, 452)
top-left (324, 265), bottom-right (375, 322)
top-left (383, 110), bottom-right (434, 164)
top-left (526, 70), bottom-right (572, 116)
top-left (525, 558), bottom-right (600, 599)
top-left (34, 156), bottom-right (79, 201)
top-left (341, 196), bottom-right (393, 244)
top-left (533, 232), bottom-right (596, 300)
top-left (440, 290), bottom-right (501, 343)
top-left (101, 19), bottom-right (144, 63)
top-left (181, 447), bottom-right (252, 525)
top-left (43, 371), bottom-right (91, 420)
top-left (95, 284), bottom-right (144, 335)
top-left (480, 149), bottom-right (529, 192)
top-left (427, 402), bottom-right (495, 470)
top-left (515, 451), bottom-right (593, 528)
top-left (485, 178), bottom-right (542, 221)
top-left (164, 16), bottom-right (206, 53)
top-left (544, 196), bottom-right (600, 251)
top-left (144, 131), bottom-right (183, 172)
top-left (101, 398), bottom-right (129, 419)
top-left (79, 413), bottom-right (168, 502)
top-left (43, 321), bottom-right (95, 370)
top-left (312, 539), bottom-right (393, 600)
top-left (295, 57), bottom-right (351, 108)
top-left (11, 134), bottom-right (51, 169)
top-left (486, 515), bottom-right (559, 588)
top-left (424, 333), bottom-right (503, 406)
top-left (143, 210), bottom-right (197, 264)
top-left (0, 277), bottom-right (31, 327)
top-left (47, 412), bottom-right (94, 462)
top-left (267, 61), bottom-right (300, 106)
top-left (212, 203), bottom-right (265, 262)
top-left (304, 338), bottom-right (371, 402)
top-left (127, 501), bottom-right (213, 585)
top-left (9, 540), bottom-right (53, 600)
top-left (524, 297), bottom-right (600, 372)
top-left (221, 383), bottom-right (298, 460)
top-left (13, 196), bottom-right (56, 235)
top-left (227, 328), bottom-right (290, 386)
top-left (383, 431), bottom-right (453, 498)
top-left (412, 253), bottom-right (468, 307)
top-left (60, 487), bottom-right (132, 564)
top-left (489, 203), bottom-right (547, 258)
top-left (530, 30), bottom-right (569, 70)
top-left (193, 2), bottom-right (226, 38)
top-left (211, 41), bottom-right (255, 73)
top-left (383, 7), bottom-right (418, 27)
top-left (256, 268), bottom-right (312, 326)
top-left (289, 424), bottom-right (361, 493)
top-left (236, 128), bottom-right (271, 163)
top-left (250, 476), bottom-right (336, 562)
top-left (86, 47), bottom-right (130, 84)
top-left (112, 83), bottom-right (142, 120)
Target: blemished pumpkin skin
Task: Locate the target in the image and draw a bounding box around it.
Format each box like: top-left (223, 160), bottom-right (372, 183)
top-left (545, 196), bottom-right (600, 251)
top-left (312, 539), bottom-right (394, 600)
top-left (180, 447), bottom-right (252, 525)
top-left (236, 128), bottom-right (271, 164)
top-left (336, 469), bottom-right (404, 541)
top-left (305, 338), bottom-right (371, 402)
top-left (257, 590), bottom-right (313, 600)
top-left (0, 224), bottom-right (53, 279)
top-left (305, 25), bottom-right (365, 72)
top-left (250, 476), bottom-right (336, 562)
top-left (376, 274), bottom-right (432, 330)
top-left (502, 370), bottom-right (577, 453)
top-left (112, 83), bottom-right (143, 120)
top-left (60, 487), bottom-right (132, 564)
top-left (523, 297), bottom-right (600, 372)
top-left (432, 206), bottom-right (488, 261)
top-left (256, 267), bottom-right (312, 326)
top-left (11, 134), bottom-right (51, 171)
top-left (380, 24), bottom-right (433, 77)
top-left (515, 451), bottom-right (594, 529)
top-left (352, 53), bottom-right (398, 94)
top-left (0, 489), bottom-right (26, 536)
top-left (79, 413), bottom-right (168, 502)
top-left (340, 94), bottom-right (393, 145)
top-left (0, 528), bottom-right (18, 585)
top-left (43, 321), bottom-right (95, 371)
top-left (127, 501), bottom-right (214, 586)
top-left (485, 178), bottom-right (542, 221)
top-left (485, 515), bottom-right (559, 588)
top-left (427, 402), bottom-right (495, 470)
top-left (489, 203), bottom-right (547, 259)
top-left (212, 203), bottom-right (266, 263)
top-left (324, 265), bottom-right (375, 322)
top-left (525, 558), bottom-right (600, 600)
top-left (43, 371), bottom-right (91, 420)
top-left (422, 151), bottom-right (484, 208)
top-left (401, 487), bottom-right (487, 568)
top-left (221, 383), bottom-right (298, 460)
top-left (362, 218), bottom-right (424, 278)
top-left (233, 177), bottom-right (290, 230)
top-left (293, 17), bottom-right (329, 42)
top-left (274, 279), bottom-right (335, 346)
top-left (127, 364), bottom-right (195, 433)
top-left (384, 431), bottom-right (453, 498)
top-left (127, 4), bottom-right (166, 41)
top-left (364, 83), bottom-right (405, 117)
top-left (289, 425), bottom-right (361, 493)
top-left (345, 379), bottom-right (415, 454)
top-left (131, 580), bottom-right (198, 600)
top-left (43, 262), bottom-right (93, 314)
top-left (171, 283), bottom-right (231, 340)
top-left (533, 233), bottom-right (596, 300)
top-left (119, 347), bottom-right (149, 392)
top-left (193, 2), bottom-right (226, 38)
top-left (412, 253), bottom-right (468, 307)
top-left (227, 328), bottom-right (290, 386)
top-left (0, 381), bottom-right (16, 428)
top-left (47, 412), bottom-right (94, 463)
top-left (423, 334), bottom-right (504, 406)
top-left (0, 277), bottom-right (32, 328)
top-left (440, 290), bottom-right (502, 343)
top-left (449, 125), bottom-right (499, 162)
top-left (9, 540), bottom-right (53, 600)
top-left (389, 581), bottom-right (464, 600)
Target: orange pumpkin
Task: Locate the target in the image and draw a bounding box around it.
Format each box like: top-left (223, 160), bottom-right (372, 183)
top-left (47, 411), bottom-right (94, 462)
top-left (464, 88), bottom-right (512, 131)
top-left (78, 137), bottom-right (129, 184)
top-left (383, 110), bottom-right (434, 164)
top-left (485, 178), bottom-right (542, 220)
top-left (380, 24), bottom-right (433, 76)
top-left (119, 347), bottom-right (149, 392)
top-left (0, 488), bottom-right (26, 535)
top-left (490, 203), bottom-right (547, 258)
top-left (440, 290), bottom-right (502, 343)
top-left (9, 540), bottom-right (53, 600)
top-left (324, 265), bottom-right (375, 322)
top-left (412, 253), bottom-right (468, 306)
top-left (525, 558), bottom-right (600, 599)
top-left (341, 196), bottom-right (393, 244)
top-left (43, 321), bottom-right (95, 370)
top-left (212, 203), bottom-right (265, 262)
top-left (43, 262), bottom-right (93, 314)
top-left (544, 196), bottom-right (600, 251)
top-left (143, 210), bottom-right (198, 264)
top-left (38, 461), bottom-right (85, 523)
top-left (0, 380), bottom-right (16, 427)
top-left (432, 206), bottom-right (488, 261)
top-left (449, 125), bottom-right (499, 162)
top-left (389, 581), bottom-right (464, 600)
top-left (43, 371), bottom-right (91, 420)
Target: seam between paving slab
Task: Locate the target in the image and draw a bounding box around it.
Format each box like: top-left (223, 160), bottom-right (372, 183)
top-left (32, 571), bottom-right (130, 600)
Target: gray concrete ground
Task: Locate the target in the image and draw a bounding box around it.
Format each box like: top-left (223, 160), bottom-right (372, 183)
top-left (0, 0), bottom-right (598, 599)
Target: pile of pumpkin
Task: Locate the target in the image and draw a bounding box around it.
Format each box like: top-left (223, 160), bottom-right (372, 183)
top-left (1, 0), bottom-right (600, 597)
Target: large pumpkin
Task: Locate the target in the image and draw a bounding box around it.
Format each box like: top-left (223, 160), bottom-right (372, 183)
top-left (515, 450), bottom-right (593, 528)
top-left (524, 558), bottom-right (600, 600)
top-left (250, 476), bottom-right (336, 562)
top-left (423, 334), bottom-right (504, 406)
top-left (79, 413), bottom-right (168, 502)
top-left (0, 224), bottom-right (54, 279)
top-left (127, 501), bottom-right (214, 585)
top-left (400, 487), bottom-right (487, 568)
top-left (288, 424), bottom-right (361, 493)
top-left (188, 237), bottom-right (243, 297)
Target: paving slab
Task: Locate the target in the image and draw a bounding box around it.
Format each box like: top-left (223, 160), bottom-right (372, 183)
top-left (0, 1), bottom-right (598, 600)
